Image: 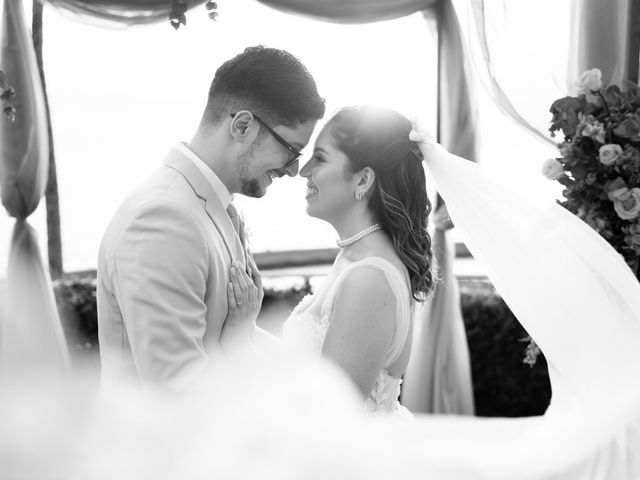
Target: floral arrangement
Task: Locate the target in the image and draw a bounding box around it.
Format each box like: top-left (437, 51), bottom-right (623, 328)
top-left (543, 68), bottom-right (640, 278)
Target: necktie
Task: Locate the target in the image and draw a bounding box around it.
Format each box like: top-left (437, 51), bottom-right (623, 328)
top-left (226, 202), bottom-right (246, 248)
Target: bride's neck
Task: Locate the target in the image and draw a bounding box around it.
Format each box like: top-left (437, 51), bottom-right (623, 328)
top-left (333, 211), bottom-right (378, 241)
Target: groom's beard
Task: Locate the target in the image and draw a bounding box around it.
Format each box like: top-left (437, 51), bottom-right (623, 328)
top-left (240, 178), bottom-right (262, 197)
top-left (237, 144), bottom-right (265, 198)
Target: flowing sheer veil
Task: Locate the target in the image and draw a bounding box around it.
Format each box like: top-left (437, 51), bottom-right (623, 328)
top-left (419, 137), bottom-right (640, 409)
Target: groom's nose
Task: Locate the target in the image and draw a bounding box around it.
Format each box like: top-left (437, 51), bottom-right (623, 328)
top-left (283, 160), bottom-right (299, 177)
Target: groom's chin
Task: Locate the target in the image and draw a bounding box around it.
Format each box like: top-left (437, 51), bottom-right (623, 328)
top-left (240, 180), bottom-right (267, 198)
top-left (252, 188), bottom-right (267, 198)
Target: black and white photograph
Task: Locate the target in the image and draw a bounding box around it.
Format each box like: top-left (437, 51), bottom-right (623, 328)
top-left (0, 0), bottom-right (639, 478)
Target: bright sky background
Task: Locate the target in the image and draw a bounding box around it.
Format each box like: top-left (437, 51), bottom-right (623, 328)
top-left (0, 0), bottom-right (570, 277)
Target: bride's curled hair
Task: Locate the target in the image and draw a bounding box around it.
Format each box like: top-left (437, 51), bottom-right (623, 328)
top-left (328, 106), bottom-right (435, 301)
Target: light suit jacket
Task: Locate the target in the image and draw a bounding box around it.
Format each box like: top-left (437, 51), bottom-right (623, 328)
top-left (97, 146), bottom-right (247, 388)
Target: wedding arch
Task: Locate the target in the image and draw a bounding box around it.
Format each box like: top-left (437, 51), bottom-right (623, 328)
top-left (0, 0), bottom-right (480, 409)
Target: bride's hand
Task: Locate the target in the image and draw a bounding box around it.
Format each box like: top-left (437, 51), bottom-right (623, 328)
top-left (221, 260), bottom-right (262, 347)
top-left (247, 254), bottom-right (265, 308)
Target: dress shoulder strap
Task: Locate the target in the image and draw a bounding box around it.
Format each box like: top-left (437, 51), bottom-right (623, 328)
top-left (322, 257), bottom-right (413, 367)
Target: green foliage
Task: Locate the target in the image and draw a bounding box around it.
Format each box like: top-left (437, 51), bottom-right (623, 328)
top-left (53, 274), bottom-right (98, 354)
top-left (51, 278), bottom-right (98, 375)
top-left (53, 273), bottom-right (550, 417)
top-left (459, 280), bottom-right (550, 417)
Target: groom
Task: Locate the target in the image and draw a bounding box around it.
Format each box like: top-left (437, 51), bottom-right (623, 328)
top-left (97, 46), bottom-right (325, 388)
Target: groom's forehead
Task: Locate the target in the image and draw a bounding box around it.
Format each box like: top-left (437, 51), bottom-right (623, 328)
top-left (278, 121), bottom-right (317, 147)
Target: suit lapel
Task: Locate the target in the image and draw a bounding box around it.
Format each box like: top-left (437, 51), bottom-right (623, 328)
top-left (163, 147), bottom-right (247, 268)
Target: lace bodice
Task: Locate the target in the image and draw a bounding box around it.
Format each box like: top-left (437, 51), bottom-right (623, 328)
top-left (282, 257), bottom-right (413, 418)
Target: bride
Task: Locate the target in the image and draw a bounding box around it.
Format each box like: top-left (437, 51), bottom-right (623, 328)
top-left (223, 106), bottom-right (435, 415)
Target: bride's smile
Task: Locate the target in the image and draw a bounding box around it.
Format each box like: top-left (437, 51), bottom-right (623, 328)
top-left (305, 183), bottom-right (318, 198)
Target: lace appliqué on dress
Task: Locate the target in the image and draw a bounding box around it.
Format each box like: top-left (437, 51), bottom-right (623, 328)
top-left (284, 294), bottom-right (331, 354)
top-left (365, 372), bottom-right (401, 410)
top-left (363, 371), bottom-right (413, 420)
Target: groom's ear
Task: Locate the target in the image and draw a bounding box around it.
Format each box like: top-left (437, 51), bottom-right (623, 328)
top-left (229, 111), bottom-right (254, 142)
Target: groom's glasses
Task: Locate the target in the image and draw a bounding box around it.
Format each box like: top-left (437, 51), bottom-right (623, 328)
top-left (230, 112), bottom-right (303, 169)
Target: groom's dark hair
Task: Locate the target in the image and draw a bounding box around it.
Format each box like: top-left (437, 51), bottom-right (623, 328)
top-left (201, 45), bottom-right (325, 128)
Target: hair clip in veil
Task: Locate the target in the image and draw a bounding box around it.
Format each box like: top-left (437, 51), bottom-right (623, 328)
top-left (409, 129), bottom-right (423, 142)
top-left (408, 117), bottom-right (434, 145)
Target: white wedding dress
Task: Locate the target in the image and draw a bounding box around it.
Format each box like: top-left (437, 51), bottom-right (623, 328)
top-left (282, 257), bottom-right (413, 417)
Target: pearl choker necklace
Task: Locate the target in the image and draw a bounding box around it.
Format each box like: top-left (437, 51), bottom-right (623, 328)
top-left (336, 224), bottom-right (382, 248)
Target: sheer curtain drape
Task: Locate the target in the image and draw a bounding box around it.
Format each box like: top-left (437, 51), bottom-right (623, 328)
top-left (455, 0), bottom-right (636, 147)
top-left (569, 0), bottom-right (633, 87)
top-left (36, 0), bottom-right (208, 25)
top-left (0, 0), bottom-right (69, 380)
top-left (403, 0), bottom-right (475, 415)
top-left (258, 0), bottom-right (476, 415)
top-left (257, 0), bottom-right (436, 23)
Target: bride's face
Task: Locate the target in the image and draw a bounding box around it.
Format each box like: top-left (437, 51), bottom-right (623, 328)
top-left (299, 126), bottom-right (357, 222)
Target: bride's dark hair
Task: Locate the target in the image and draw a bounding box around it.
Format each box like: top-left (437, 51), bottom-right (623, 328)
top-left (327, 106), bottom-right (435, 301)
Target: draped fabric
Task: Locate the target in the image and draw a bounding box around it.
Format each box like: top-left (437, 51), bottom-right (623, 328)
top-left (0, 0), bottom-right (69, 379)
top-left (435, 0), bottom-right (477, 160)
top-left (36, 0), bottom-right (208, 26)
top-left (3, 220), bottom-right (70, 382)
top-left (256, 0), bottom-right (437, 24)
top-left (408, 138), bottom-right (640, 478)
top-left (453, 0), bottom-right (636, 146)
top-left (402, 223), bottom-right (475, 414)
top-left (421, 137), bottom-right (640, 405)
top-left (257, 0), bottom-right (476, 416)
top-left (403, 0), bottom-right (476, 414)
top-left (466, 0), bottom-right (556, 147)
top-left (568, 0), bottom-right (632, 87)
top-left (451, 0), bottom-right (564, 147)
